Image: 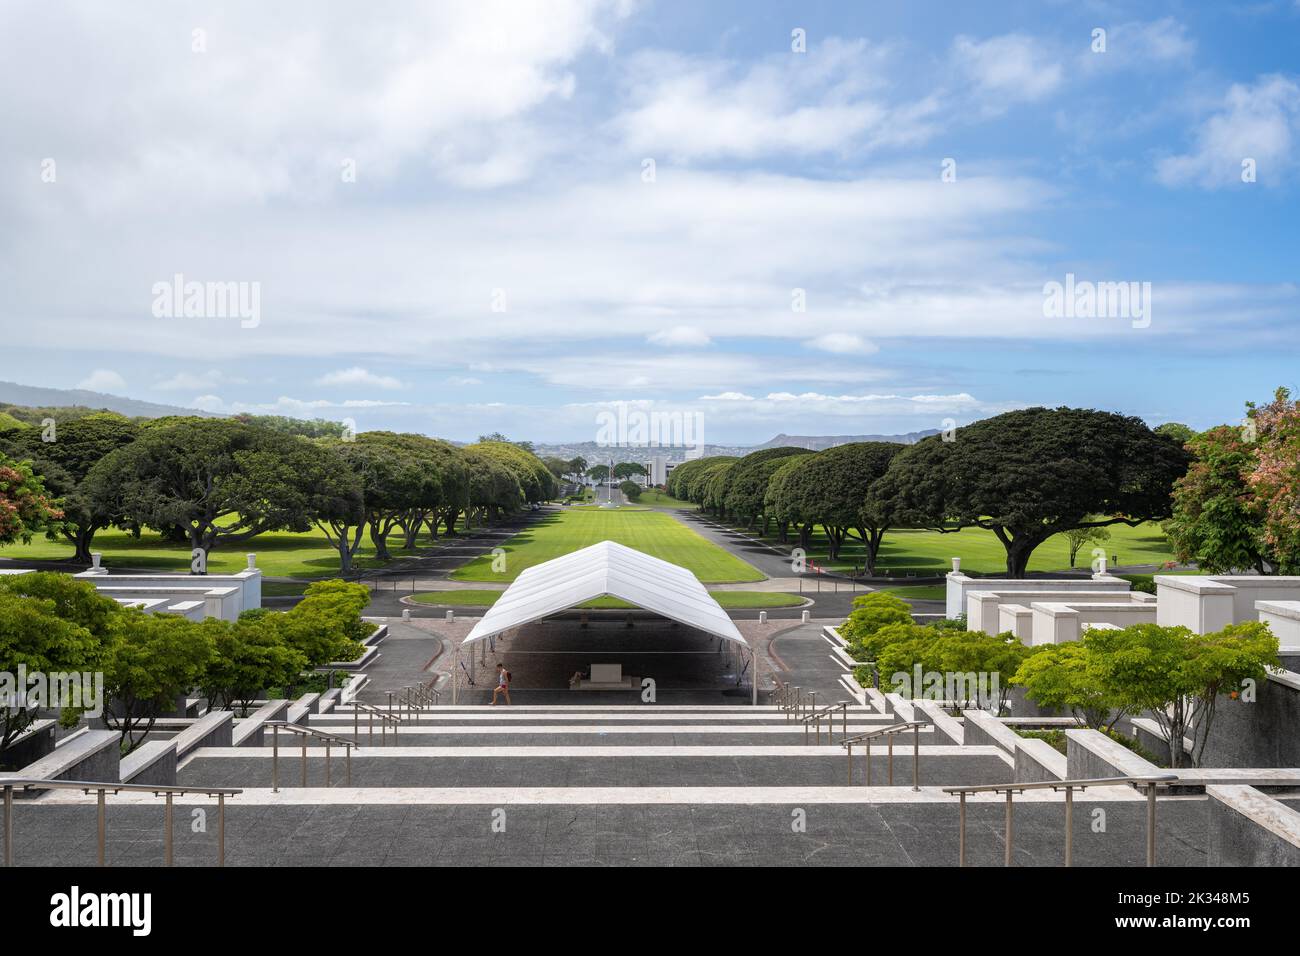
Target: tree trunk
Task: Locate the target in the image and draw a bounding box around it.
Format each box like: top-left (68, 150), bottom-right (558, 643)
top-left (369, 520), bottom-right (391, 560)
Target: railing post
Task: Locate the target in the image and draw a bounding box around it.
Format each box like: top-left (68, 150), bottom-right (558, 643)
top-left (301, 734), bottom-right (308, 789)
top-left (369, 710), bottom-right (374, 745)
top-left (272, 724), bottom-right (280, 793)
top-left (846, 744), bottom-right (853, 785)
top-left (865, 738), bottom-right (872, 786)
top-left (217, 794), bottom-right (226, 867)
top-left (912, 723), bottom-right (920, 792)
top-left (96, 788), bottom-right (106, 867)
top-left (1146, 783), bottom-right (1157, 867)
top-left (353, 705), bottom-right (359, 744)
top-left (842, 704), bottom-right (847, 745)
top-left (346, 745), bottom-right (352, 787)
top-left (958, 793), bottom-right (967, 866)
top-left (3, 784), bottom-right (13, 867)
top-left (1004, 790), bottom-right (1014, 867)
top-left (325, 740), bottom-right (332, 788)
top-left (164, 791), bottom-right (174, 866)
top-left (1064, 787), bottom-right (1074, 867)
top-left (887, 734), bottom-right (894, 786)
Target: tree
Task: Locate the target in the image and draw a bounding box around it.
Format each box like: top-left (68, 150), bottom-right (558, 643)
top-left (1011, 641), bottom-right (1125, 730)
top-left (200, 616), bottom-right (307, 715)
top-left (612, 462), bottom-right (647, 481)
top-left (271, 579), bottom-right (370, 669)
top-left (0, 414), bottom-right (139, 563)
top-left (0, 592), bottom-right (103, 756)
top-left (871, 407), bottom-right (1190, 577)
top-left (566, 457), bottom-right (588, 483)
top-left (763, 454), bottom-right (813, 542)
top-left (1165, 424), bottom-right (1271, 573)
top-left (619, 480), bottom-right (643, 501)
top-left (101, 609), bottom-right (214, 753)
top-left (586, 464), bottom-right (610, 484)
top-left (1154, 422), bottom-right (1196, 446)
top-left (1085, 621), bottom-right (1278, 768)
top-left (0, 453), bottom-right (63, 547)
top-left (838, 591), bottom-right (915, 656)
top-left (1246, 387), bottom-right (1300, 573)
top-left (349, 432), bottom-right (441, 560)
top-left (309, 442), bottom-right (372, 574)
top-left (465, 441), bottom-right (555, 504)
top-left (767, 443), bottom-right (902, 566)
top-left (88, 420), bottom-right (349, 570)
top-left (458, 447), bottom-right (523, 530)
top-left (1063, 519), bottom-right (1111, 568)
top-left (723, 447), bottom-right (808, 530)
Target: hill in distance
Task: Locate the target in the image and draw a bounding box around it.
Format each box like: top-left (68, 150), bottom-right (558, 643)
top-left (0, 380), bottom-right (218, 422)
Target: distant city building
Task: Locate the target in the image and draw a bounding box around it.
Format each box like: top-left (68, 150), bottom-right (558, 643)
top-left (650, 455), bottom-right (668, 486)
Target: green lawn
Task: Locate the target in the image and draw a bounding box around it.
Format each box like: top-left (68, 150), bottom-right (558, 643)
top-left (0, 523), bottom-right (461, 579)
top-left (412, 589), bottom-right (802, 609)
top-left (451, 508), bottom-right (764, 584)
top-left (639, 490), bottom-right (698, 509)
top-left (725, 520), bottom-right (1175, 576)
top-left (877, 584), bottom-right (948, 601)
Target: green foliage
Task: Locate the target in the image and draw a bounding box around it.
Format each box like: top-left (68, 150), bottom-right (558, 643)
top-left (872, 407), bottom-right (1191, 577)
top-left (839, 591), bottom-right (914, 654)
top-left (0, 589), bottom-right (104, 754)
top-left (1082, 621), bottom-right (1279, 767)
top-left (619, 480), bottom-right (643, 501)
top-left (1165, 424), bottom-right (1271, 573)
top-left (200, 616), bottom-right (308, 715)
top-left (100, 609), bottom-right (215, 753)
top-left (1011, 642), bottom-right (1126, 730)
top-left (0, 571), bottom-right (120, 639)
top-left (0, 453), bottom-right (63, 546)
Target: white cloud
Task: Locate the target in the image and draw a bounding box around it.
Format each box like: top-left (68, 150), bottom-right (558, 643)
top-left (951, 34), bottom-right (1063, 111)
top-left (698, 391), bottom-right (754, 401)
top-left (647, 325), bottom-right (712, 347)
top-left (315, 367), bottom-right (405, 390)
top-left (190, 395), bottom-right (413, 417)
top-left (76, 369), bottom-right (126, 392)
top-left (153, 369), bottom-right (246, 391)
top-left (1157, 74), bottom-right (1300, 187)
top-left (804, 333), bottom-right (878, 355)
top-left (613, 39), bottom-right (940, 160)
top-left (447, 376), bottom-right (484, 387)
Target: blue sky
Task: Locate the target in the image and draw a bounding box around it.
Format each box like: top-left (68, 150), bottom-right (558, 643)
top-left (0, 0), bottom-right (1297, 444)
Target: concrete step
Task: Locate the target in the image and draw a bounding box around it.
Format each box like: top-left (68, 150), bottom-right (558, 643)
top-left (177, 746), bottom-right (1012, 790)
top-left (256, 724), bottom-right (945, 747)
top-left (10, 792), bottom-right (1222, 866)
top-left (310, 711), bottom-right (892, 728)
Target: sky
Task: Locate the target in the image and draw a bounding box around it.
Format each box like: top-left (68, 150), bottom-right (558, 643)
top-left (0, 0), bottom-right (1297, 445)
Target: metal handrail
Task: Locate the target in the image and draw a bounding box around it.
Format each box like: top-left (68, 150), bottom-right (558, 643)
top-left (351, 700), bottom-right (402, 746)
top-left (842, 721), bottom-right (925, 790)
top-left (942, 774), bottom-right (1179, 867)
top-left (266, 721), bottom-right (356, 791)
top-left (799, 701), bottom-right (851, 745)
top-left (2, 778), bottom-right (241, 868)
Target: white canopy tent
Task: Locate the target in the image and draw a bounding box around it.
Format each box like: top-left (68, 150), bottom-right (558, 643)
top-left (453, 540), bottom-right (757, 703)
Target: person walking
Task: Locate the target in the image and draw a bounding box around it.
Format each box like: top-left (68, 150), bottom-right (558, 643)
top-left (490, 662), bottom-right (512, 706)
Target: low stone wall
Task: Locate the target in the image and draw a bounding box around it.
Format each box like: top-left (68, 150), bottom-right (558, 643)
top-left (1015, 738), bottom-right (1067, 782)
top-left (1066, 728), bottom-right (1162, 780)
top-left (172, 711), bottom-right (234, 759)
top-left (120, 741), bottom-right (178, 786)
top-left (232, 699), bottom-right (291, 747)
top-left (5, 730), bottom-right (120, 797)
top-left (1207, 785), bottom-right (1300, 866)
top-left (0, 719), bottom-right (57, 770)
top-left (915, 702), bottom-right (964, 744)
top-left (961, 711), bottom-right (1020, 755)
top-left (1196, 670), bottom-right (1300, 767)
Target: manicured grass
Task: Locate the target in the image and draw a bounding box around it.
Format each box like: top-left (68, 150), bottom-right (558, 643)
top-left (721, 520), bottom-right (1175, 576)
top-left (0, 523), bottom-right (460, 579)
top-left (639, 490), bottom-right (698, 509)
top-left (451, 508), bottom-right (764, 584)
top-left (877, 584), bottom-right (947, 601)
top-left (411, 589), bottom-right (802, 609)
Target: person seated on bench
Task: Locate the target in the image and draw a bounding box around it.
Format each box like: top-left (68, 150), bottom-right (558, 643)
top-left (569, 669), bottom-right (588, 687)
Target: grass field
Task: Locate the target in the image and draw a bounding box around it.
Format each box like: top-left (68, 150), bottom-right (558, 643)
top-left (0, 523), bottom-right (460, 579)
top-left (723, 520), bottom-right (1175, 576)
top-left (638, 490), bottom-right (697, 509)
top-left (411, 589), bottom-right (803, 609)
top-left (452, 508), bottom-right (764, 584)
